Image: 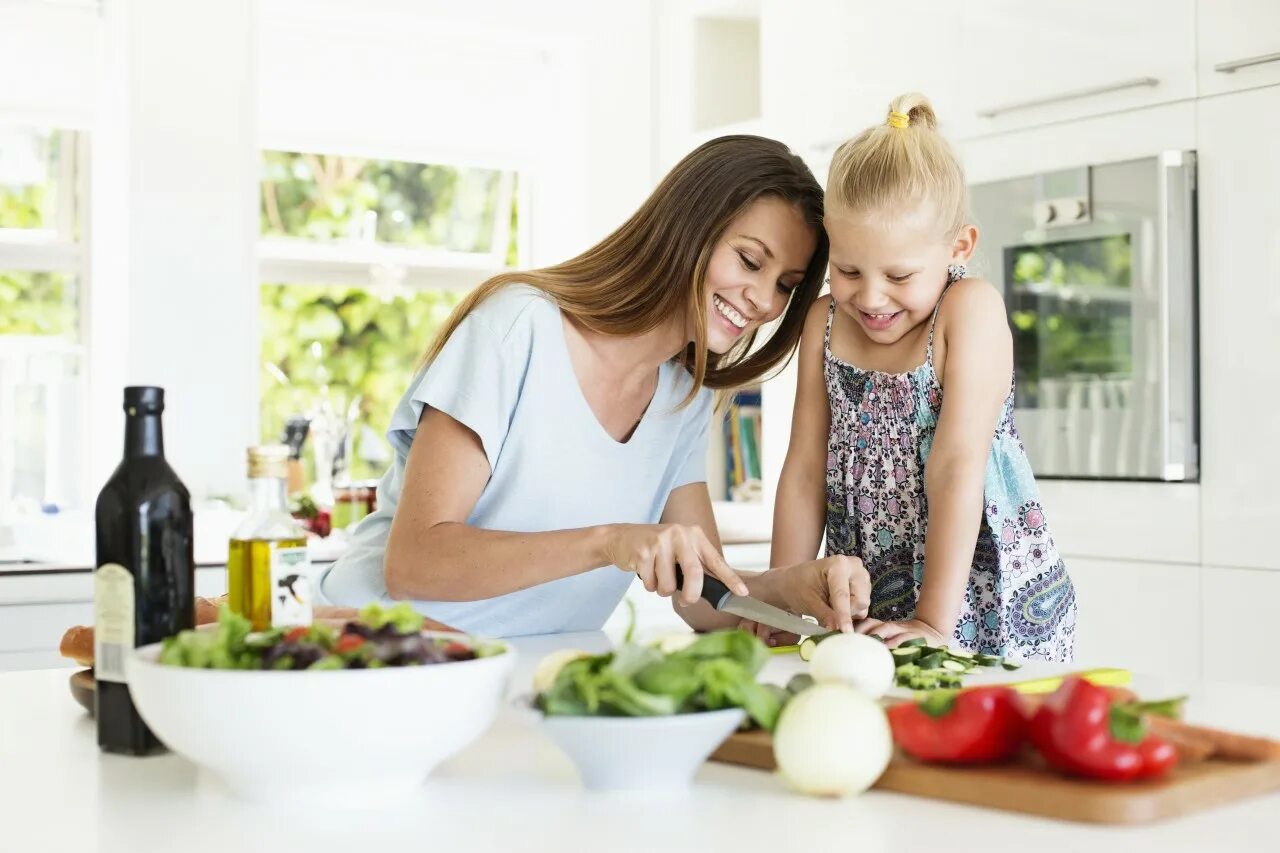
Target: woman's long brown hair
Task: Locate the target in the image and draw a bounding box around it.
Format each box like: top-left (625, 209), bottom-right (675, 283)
top-left (419, 135), bottom-right (828, 403)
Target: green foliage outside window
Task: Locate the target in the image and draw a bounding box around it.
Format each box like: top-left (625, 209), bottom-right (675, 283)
top-left (0, 271), bottom-right (76, 336)
top-left (259, 283), bottom-right (464, 482)
top-left (0, 128), bottom-right (61, 230)
top-left (260, 151), bottom-right (510, 254)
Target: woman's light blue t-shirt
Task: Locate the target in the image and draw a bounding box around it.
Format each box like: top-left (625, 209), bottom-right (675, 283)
top-left (319, 285), bottom-right (714, 637)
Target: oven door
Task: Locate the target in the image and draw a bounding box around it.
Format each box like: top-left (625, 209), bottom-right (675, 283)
top-left (970, 152), bottom-right (1198, 481)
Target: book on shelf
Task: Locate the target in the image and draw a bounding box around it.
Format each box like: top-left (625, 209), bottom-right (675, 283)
top-left (724, 388), bottom-right (762, 501)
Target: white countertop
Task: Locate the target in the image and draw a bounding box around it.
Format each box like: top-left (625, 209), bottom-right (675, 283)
top-left (2, 632), bottom-right (1278, 852)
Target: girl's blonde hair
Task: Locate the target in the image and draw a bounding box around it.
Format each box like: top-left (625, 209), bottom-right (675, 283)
top-left (825, 92), bottom-right (967, 237)
top-left (419, 135), bottom-right (828, 404)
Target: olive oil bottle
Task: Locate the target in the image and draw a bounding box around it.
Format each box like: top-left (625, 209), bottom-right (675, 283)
top-left (227, 445), bottom-right (312, 629)
top-left (95, 386), bottom-right (194, 755)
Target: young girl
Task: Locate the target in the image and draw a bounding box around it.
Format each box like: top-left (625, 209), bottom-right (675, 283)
top-left (769, 93), bottom-right (1076, 660)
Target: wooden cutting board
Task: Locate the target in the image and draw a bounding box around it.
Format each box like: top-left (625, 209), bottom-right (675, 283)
top-left (711, 728), bottom-right (1280, 824)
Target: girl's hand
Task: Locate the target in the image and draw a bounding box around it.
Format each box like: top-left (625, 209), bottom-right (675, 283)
top-left (773, 555), bottom-right (872, 634)
top-left (855, 617), bottom-right (949, 648)
top-left (736, 619), bottom-right (800, 648)
top-left (604, 523), bottom-right (749, 607)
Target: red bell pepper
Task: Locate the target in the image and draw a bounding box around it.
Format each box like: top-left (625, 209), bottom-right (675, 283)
top-left (888, 686), bottom-right (1028, 764)
top-left (1028, 676), bottom-right (1180, 782)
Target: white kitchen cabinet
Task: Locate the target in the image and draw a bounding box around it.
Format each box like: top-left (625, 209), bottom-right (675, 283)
top-left (1197, 1), bottom-right (1280, 96)
top-left (0, 566), bottom-right (231, 672)
top-left (760, 0), bottom-right (964, 167)
top-left (1196, 86), bottom-right (1280, 572)
top-left (956, 0), bottom-right (1196, 139)
top-left (1201, 566), bottom-right (1280, 686)
top-left (1066, 558), bottom-right (1201, 682)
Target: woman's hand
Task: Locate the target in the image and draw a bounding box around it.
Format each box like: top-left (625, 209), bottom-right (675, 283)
top-left (855, 617), bottom-right (949, 648)
top-left (604, 523), bottom-right (750, 607)
top-left (768, 555), bottom-right (872, 634)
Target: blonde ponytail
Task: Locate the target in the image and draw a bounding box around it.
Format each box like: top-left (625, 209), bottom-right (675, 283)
top-left (826, 91), bottom-right (966, 237)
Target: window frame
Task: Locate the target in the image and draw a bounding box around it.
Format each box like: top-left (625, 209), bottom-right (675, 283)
top-left (0, 126), bottom-right (90, 514)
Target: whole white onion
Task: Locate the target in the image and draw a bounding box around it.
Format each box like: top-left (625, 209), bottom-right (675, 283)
top-left (807, 632), bottom-right (896, 698)
top-left (773, 683), bottom-right (892, 797)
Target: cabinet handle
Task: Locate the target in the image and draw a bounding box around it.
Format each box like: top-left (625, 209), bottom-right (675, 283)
top-left (1214, 52), bottom-right (1280, 74)
top-left (976, 76), bottom-right (1159, 119)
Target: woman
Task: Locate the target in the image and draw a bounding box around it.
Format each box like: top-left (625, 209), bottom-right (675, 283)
top-left (319, 135), bottom-right (871, 636)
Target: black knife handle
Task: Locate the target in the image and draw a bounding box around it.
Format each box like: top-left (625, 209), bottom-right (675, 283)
top-left (673, 564), bottom-right (732, 609)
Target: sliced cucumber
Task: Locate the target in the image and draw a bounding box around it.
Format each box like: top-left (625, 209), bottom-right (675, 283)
top-left (1002, 660), bottom-right (1023, 671)
top-left (786, 673), bottom-right (816, 695)
top-left (798, 637), bottom-right (818, 662)
top-left (898, 637), bottom-right (929, 648)
top-left (917, 652), bottom-right (945, 670)
top-left (891, 646), bottom-right (921, 664)
top-left (941, 659), bottom-right (967, 673)
top-left (947, 649), bottom-right (976, 660)
top-left (975, 654), bottom-right (1003, 667)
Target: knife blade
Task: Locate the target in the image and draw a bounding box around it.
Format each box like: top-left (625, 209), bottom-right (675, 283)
top-left (674, 566), bottom-right (822, 638)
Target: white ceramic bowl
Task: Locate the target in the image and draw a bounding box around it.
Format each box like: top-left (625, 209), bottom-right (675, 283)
top-left (126, 633), bottom-right (515, 806)
top-left (531, 705), bottom-right (746, 792)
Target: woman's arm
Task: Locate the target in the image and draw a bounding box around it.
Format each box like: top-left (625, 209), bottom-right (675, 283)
top-left (914, 279), bottom-right (1013, 637)
top-left (384, 408), bottom-right (748, 602)
top-left (385, 408), bottom-right (612, 600)
top-left (770, 296), bottom-right (834, 569)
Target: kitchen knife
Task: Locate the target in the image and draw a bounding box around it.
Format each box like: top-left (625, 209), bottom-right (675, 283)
top-left (674, 565), bottom-right (822, 638)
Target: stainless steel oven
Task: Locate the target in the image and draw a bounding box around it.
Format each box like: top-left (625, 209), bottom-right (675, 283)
top-left (969, 152), bottom-right (1198, 481)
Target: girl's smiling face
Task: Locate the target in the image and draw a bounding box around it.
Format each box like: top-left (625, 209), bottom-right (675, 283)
top-left (701, 196), bottom-right (818, 354)
top-left (826, 201), bottom-right (977, 345)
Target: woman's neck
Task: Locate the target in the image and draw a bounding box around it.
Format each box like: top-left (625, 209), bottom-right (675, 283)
top-left (570, 313), bottom-right (687, 384)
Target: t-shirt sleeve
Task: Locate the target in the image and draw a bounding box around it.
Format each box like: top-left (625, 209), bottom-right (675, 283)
top-left (671, 388), bottom-right (715, 489)
top-left (389, 313), bottom-right (524, 471)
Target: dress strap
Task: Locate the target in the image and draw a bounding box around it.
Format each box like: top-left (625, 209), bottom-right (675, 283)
top-left (926, 263), bottom-right (968, 362)
top-left (824, 296), bottom-right (836, 351)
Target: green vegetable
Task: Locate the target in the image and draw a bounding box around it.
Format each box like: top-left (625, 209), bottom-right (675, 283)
top-left (889, 641), bottom-right (1018, 690)
top-left (535, 628), bottom-right (784, 730)
top-left (357, 602), bottom-right (424, 634)
top-left (890, 646), bottom-right (921, 664)
top-left (786, 673), bottom-right (816, 695)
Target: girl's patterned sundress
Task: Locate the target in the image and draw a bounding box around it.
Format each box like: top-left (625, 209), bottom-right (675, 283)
top-left (822, 269), bottom-right (1077, 661)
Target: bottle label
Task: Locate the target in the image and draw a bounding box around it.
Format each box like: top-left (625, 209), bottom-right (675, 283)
top-left (94, 563), bottom-right (134, 684)
top-left (270, 546), bottom-right (313, 627)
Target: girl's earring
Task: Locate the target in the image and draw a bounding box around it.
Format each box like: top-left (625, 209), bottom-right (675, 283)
top-left (947, 263), bottom-right (967, 281)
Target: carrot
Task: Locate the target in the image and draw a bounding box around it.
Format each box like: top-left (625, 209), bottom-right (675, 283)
top-left (1153, 727), bottom-right (1216, 764)
top-left (1148, 717), bottom-right (1280, 763)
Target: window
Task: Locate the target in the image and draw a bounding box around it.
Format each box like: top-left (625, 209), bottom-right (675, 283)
top-left (258, 150), bottom-right (521, 489)
top-left (0, 127), bottom-right (85, 515)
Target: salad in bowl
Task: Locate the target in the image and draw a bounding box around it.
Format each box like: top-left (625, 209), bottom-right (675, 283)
top-left (126, 603), bottom-right (514, 807)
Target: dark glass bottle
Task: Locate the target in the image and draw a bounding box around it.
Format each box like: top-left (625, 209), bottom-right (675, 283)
top-left (94, 386), bottom-right (194, 755)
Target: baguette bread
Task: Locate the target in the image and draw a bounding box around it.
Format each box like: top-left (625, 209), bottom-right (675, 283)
top-left (60, 595), bottom-right (225, 667)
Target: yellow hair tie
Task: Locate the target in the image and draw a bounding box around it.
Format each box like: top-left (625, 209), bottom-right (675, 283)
top-left (887, 111), bottom-right (911, 129)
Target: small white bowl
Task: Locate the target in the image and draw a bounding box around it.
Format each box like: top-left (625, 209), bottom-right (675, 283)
top-left (529, 705), bottom-right (746, 792)
top-left (126, 633), bottom-right (515, 807)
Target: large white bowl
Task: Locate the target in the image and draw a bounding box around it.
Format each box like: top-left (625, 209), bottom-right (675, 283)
top-left (530, 705), bottom-right (746, 792)
top-left (125, 633), bottom-right (515, 806)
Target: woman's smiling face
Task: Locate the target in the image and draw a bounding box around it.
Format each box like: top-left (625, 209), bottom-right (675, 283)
top-left (701, 195), bottom-right (818, 354)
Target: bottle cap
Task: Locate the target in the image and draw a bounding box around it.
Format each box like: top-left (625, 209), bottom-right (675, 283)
top-left (247, 444), bottom-right (290, 479)
top-left (123, 386), bottom-right (164, 414)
